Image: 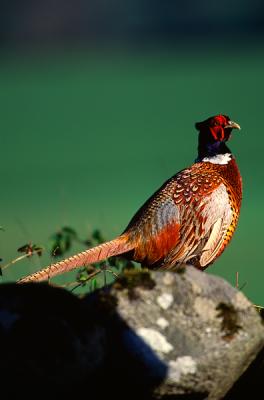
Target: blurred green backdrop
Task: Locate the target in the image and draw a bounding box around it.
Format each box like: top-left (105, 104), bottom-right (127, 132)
top-left (1, 45), bottom-right (263, 303)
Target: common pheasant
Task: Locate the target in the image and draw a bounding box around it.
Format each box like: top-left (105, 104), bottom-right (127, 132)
top-left (18, 114), bottom-right (242, 283)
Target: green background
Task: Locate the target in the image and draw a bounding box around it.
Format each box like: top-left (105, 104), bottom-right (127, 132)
top-left (1, 47), bottom-right (263, 304)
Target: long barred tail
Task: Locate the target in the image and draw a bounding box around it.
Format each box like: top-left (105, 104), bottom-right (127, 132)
top-left (17, 234), bottom-right (134, 284)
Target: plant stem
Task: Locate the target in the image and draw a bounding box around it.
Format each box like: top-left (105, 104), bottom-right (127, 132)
top-left (2, 250), bottom-right (41, 271)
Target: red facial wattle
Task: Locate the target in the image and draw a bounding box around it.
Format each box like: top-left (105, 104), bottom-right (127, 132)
top-left (209, 126), bottom-right (225, 141)
top-left (208, 115), bottom-right (240, 142)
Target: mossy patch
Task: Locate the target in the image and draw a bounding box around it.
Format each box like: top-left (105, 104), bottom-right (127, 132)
top-left (216, 302), bottom-right (241, 341)
top-left (254, 305), bottom-right (264, 322)
top-left (113, 268), bottom-right (156, 300)
top-left (97, 291), bottom-right (118, 313)
top-left (173, 263), bottom-right (187, 274)
top-left (167, 262), bottom-right (187, 274)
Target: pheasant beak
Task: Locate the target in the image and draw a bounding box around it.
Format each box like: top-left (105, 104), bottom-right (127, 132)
top-left (225, 121), bottom-right (241, 130)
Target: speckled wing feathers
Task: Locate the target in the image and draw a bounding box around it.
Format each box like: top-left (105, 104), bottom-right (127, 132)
top-left (126, 161), bottom-right (239, 269)
top-left (126, 180), bottom-right (181, 265)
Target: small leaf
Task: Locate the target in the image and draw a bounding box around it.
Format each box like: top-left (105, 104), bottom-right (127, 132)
top-left (91, 278), bottom-right (98, 291)
top-left (122, 260), bottom-right (135, 270)
top-left (51, 243), bottom-right (63, 257)
top-left (18, 243), bottom-right (44, 257)
top-left (92, 229), bottom-right (104, 244)
top-left (32, 245), bottom-right (44, 257)
top-left (92, 261), bottom-right (104, 269)
top-left (108, 256), bottom-right (118, 267)
top-left (62, 227), bottom-right (77, 238)
top-left (77, 271), bottom-right (88, 283)
top-left (17, 244), bottom-right (30, 253)
top-left (85, 265), bottom-right (96, 274)
top-left (64, 235), bottom-right (72, 252)
top-left (50, 232), bottom-right (63, 241)
top-left (82, 239), bottom-right (92, 246)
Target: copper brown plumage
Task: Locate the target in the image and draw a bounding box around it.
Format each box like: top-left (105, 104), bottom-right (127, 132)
top-left (17, 114), bottom-right (242, 283)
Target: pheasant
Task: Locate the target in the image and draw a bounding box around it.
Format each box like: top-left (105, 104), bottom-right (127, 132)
top-left (18, 114), bottom-right (242, 283)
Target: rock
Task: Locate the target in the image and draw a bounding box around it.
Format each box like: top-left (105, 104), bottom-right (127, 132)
top-left (0, 283), bottom-right (107, 397)
top-left (224, 336), bottom-right (264, 398)
top-left (107, 267), bottom-right (264, 399)
top-left (0, 267), bottom-right (263, 399)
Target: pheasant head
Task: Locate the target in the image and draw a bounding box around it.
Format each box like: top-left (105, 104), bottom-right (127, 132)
top-left (196, 114), bottom-right (241, 163)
